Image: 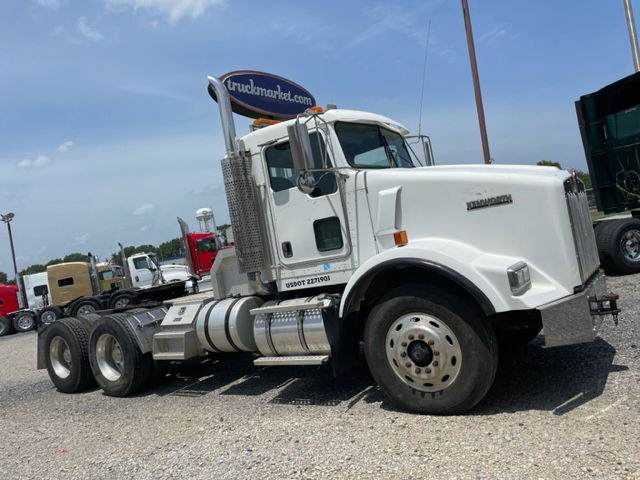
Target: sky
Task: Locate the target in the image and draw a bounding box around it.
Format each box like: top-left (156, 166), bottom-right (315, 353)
top-left (0, 0), bottom-right (637, 275)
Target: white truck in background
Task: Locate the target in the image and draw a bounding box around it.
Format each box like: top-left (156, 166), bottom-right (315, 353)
top-left (23, 272), bottom-right (49, 310)
top-left (36, 74), bottom-right (620, 415)
top-left (126, 252), bottom-right (193, 290)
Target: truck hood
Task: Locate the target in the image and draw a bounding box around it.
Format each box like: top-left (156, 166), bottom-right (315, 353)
top-left (362, 164), bottom-right (583, 292)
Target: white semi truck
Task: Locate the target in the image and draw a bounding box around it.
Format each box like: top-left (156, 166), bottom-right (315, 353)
top-left (37, 75), bottom-right (619, 414)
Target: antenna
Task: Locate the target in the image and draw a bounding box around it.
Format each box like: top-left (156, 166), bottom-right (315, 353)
top-left (417, 20), bottom-right (432, 137)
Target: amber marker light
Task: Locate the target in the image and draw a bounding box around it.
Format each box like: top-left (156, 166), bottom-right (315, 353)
top-left (309, 106), bottom-right (323, 113)
top-left (393, 230), bottom-right (408, 246)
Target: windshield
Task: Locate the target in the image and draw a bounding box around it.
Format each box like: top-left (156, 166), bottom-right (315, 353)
top-left (335, 122), bottom-right (415, 168)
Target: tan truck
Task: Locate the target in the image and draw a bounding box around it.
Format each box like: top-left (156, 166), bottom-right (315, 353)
top-left (37, 257), bottom-right (187, 324)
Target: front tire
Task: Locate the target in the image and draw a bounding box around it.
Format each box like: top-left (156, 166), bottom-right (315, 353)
top-left (38, 306), bottom-right (63, 325)
top-left (364, 283), bottom-right (497, 415)
top-left (70, 298), bottom-right (102, 317)
top-left (88, 313), bottom-right (154, 397)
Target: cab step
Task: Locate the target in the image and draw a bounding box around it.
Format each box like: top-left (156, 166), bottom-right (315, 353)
top-left (253, 355), bottom-right (330, 366)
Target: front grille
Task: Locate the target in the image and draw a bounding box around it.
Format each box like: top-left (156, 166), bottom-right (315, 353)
top-left (565, 176), bottom-right (600, 284)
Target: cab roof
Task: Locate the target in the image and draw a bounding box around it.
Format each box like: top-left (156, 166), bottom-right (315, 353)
top-left (239, 108), bottom-right (410, 149)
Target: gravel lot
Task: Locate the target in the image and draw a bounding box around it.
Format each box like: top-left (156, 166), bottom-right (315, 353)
top-left (0, 274), bottom-right (638, 480)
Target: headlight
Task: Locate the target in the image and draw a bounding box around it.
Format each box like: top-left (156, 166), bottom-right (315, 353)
top-left (507, 262), bottom-right (531, 296)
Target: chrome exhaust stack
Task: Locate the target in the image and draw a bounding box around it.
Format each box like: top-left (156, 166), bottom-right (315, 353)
top-left (207, 75), bottom-right (274, 295)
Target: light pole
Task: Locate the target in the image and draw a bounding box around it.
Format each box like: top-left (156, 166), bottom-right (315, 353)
top-left (0, 212), bottom-right (18, 283)
top-left (461, 0), bottom-right (492, 164)
top-left (624, 0), bottom-right (640, 72)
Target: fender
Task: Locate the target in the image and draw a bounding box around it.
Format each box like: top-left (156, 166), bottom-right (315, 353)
top-left (339, 240), bottom-right (519, 318)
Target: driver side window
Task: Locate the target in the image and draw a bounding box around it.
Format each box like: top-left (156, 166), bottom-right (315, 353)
top-left (265, 132), bottom-right (337, 197)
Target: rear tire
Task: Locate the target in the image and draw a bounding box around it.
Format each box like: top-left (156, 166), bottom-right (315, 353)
top-left (364, 283), bottom-right (497, 415)
top-left (0, 316), bottom-right (13, 337)
top-left (38, 306), bottom-right (63, 325)
top-left (89, 313), bottom-right (154, 397)
top-left (596, 218), bottom-right (640, 274)
top-left (70, 298), bottom-right (102, 317)
top-left (12, 312), bottom-right (36, 333)
top-left (43, 317), bottom-right (95, 393)
top-left (108, 292), bottom-right (135, 310)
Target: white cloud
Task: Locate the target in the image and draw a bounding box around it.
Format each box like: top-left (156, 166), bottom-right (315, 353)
top-left (77, 17), bottom-right (104, 41)
top-left (104, 0), bottom-right (226, 24)
top-left (57, 141), bottom-right (74, 152)
top-left (132, 203), bottom-right (155, 216)
top-left (140, 225), bottom-right (151, 232)
top-left (35, 0), bottom-right (63, 8)
top-left (17, 155), bottom-right (50, 168)
top-left (72, 233), bottom-right (90, 246)
top-left (478, 27), bottom-right (507, 46)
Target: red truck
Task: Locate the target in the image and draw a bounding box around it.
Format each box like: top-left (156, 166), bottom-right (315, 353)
top-left (178, 217), bottom-right (233, 279)
top-left (0, 283), bottom-right (35, 336)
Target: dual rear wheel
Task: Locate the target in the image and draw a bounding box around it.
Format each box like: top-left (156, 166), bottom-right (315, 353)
top-left (43, 314), bottom-right (153, 396)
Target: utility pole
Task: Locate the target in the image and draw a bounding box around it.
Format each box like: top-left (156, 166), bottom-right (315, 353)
top-left (0, 212), bottom-right (26, 307)
top-left (0, 213), bottom-right (18, 282)
top-left (624, 0), bottom-right (640, 72)
top-left (461, 0), bottom-right (492, 164)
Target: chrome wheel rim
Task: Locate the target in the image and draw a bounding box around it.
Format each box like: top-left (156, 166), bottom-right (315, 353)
top-left (95, 333), bottom-right (124, 382)
top-left (17, 314), bottom-right (34, 330)
top-left (41, 310), bottom-right (57, 323)
top-left (50, 336), bottom-right (72, 379)
top-left (77, 304), bottom-right (97, 315)
top-left (114, 298), bottom-right (130, 309)
top-left (621, 229), bottom-right (640, 262)
top-left (386, 313), bottom-right (462, 393)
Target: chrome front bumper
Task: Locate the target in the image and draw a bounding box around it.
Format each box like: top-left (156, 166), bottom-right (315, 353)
top-left (537, 270), bottom-right (615, 347)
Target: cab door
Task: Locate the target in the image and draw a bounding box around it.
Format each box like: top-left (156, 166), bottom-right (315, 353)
top-left (264, 131), bottom-right (350, 268)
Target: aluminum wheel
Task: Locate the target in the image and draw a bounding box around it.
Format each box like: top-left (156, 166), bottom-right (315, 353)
top-left (95, 333), bottom-right (125, 382)
top-left (16, 314), bottom-right (34, 331)
top-left (113, 298), bottom-right (130, 309)
top-left (40, 310), bottom-right (57, 323)
top-left (386, 313), bottom-right (462, 393)
top-left (49, 336), bottom-right (72, 379)
top-left (77, 304), bottom-right (97, 315)
top-left (620, 229), bottom-right (640, 262)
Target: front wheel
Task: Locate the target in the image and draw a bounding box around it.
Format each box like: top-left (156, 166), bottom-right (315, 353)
top-left (364, 283), bottom-right (497, 415)
top-left (38, 306), bottom-right (63, 325)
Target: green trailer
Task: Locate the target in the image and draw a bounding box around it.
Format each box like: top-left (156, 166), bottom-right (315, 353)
top-left (576, 71), bottom-right (640, 274)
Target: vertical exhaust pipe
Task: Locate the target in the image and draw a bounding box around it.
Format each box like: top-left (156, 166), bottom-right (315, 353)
top-left (207, 75), bottom-right (273, 295)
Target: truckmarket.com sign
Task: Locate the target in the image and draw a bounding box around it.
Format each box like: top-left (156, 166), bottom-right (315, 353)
top-left (216, 70), bottom-right (316, 120)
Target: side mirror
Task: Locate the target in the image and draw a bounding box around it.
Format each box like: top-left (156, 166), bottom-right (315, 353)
top-left (149, 267), bottom-right (157, 272)
top-left (287, 121), bottom-right (316, 194)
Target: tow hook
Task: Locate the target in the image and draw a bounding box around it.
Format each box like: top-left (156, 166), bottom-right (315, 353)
top-left (589, 292), bottom-right (620, 325)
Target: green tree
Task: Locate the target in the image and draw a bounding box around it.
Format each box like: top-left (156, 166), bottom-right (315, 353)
top-left (157, 238), bottom-right (183, 260)
top-left (536, 160), bottom-right (561, 168)
top-left (63, 252), bottom-right (89, 263)
top-left (0, 272), bottom-right (8, 284)
top-left (46, 258), bottom-right (63, 266)
top-left (536, 160), bottom-right (592, 189)
top-left (216, 224), bottom-right (231, 234)
top-left (20, 264), bottom-right (47, 276)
